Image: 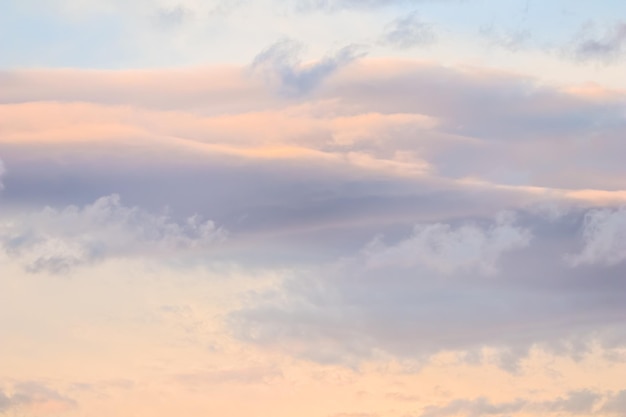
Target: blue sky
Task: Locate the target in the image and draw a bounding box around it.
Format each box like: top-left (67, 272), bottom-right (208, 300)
top-left (3, 0), bottom-right (626, 72)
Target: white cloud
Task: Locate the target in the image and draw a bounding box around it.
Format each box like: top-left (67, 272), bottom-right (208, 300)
top-left (364, 211), bottom-right (531, 275)
top-left (0, 194), bottom-right (225, 273)
top-left (568, 207), bottom-right (626, 266)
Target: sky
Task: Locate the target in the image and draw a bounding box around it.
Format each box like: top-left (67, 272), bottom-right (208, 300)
top-left (1, 1), bottom-right (626, 416)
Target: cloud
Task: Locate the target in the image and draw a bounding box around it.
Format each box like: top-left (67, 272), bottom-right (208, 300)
top-left (601, 390), bottom-right (626, 415)
top-left (381, 12), bottom-right (437, 49)
top-left (419, 390), bottom-right (603, 417)
top-left (0, 194), bottom-right (225, 274)
top-left (569, 22), bottom-right (626, 63)
top-left (3, 59), bottom-right (626, 200)
top-left (0, 159), bottom-right (5, 190)
top-left (231, 208), bottom-right (626, 367)
top-left (251, 39), bottom-right (366, 96)
top-left (0, 382), bottom-right (76, 414)
top-left (568, 207), bottom-right (626, 266)
top-left (363, 211), bottom-right (531, 275)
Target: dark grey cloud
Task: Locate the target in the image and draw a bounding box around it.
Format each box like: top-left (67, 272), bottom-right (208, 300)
top-left (569, 22), bottom-right (626, 63)
top-left (381, 12), bottom-right (437, 49)
top-left (231, 208), bottom-right (626, 368)
top-left (251, 39), bottom-right (366, 96)
top-left (0, 382), bottom-right (76, 413)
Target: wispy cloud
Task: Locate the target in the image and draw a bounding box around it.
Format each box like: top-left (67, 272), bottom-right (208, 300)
top-left (251, 39), bottom-right (366, 96)
top-left (568, 22), bottom-right (626, 63)
top-left (420, 390), bottom-right (603, 417)
top-left (0, 382), bottom-right (76, 414)
top-left (381, 11), bottom-right (437, 49)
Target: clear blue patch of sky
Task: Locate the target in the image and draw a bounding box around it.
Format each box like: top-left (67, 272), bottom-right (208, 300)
top-left (0, 2), bottom-right (130, 68)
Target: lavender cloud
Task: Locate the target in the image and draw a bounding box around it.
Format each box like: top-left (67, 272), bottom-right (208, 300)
top-left (231, 208), bottom-right (626, 368)
top-left (568, 207), bottom-right (626, 266)
top-left (0, 194), bottom-right (225, 274)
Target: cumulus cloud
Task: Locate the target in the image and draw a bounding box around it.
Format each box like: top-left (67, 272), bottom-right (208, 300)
top-left (568, 207), bottom-right (626, 266)
top-left (231, 208), bottom-right (626, 367)
top-left (569, 22), bottom-right (626, 63)
top-left (381, 12), bottom-right (437, 49)
top-left (0, 194), bottom-right (225, 273)
top-left (251, 39), bottom-right (365, 96)
top-left (364, 211), bottom-right (531, 275)
top-left (0, 382), bottom-right (76, 414)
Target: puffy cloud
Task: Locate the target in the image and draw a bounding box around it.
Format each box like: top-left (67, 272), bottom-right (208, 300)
top-left (568, 207), bottom-right (626, 266)
top-left (231, 208), bottom-right (626, 367)
top-left (0, 194), bottom-right (224, 273)
top-left (364, 211), bottom-right (531, 275)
